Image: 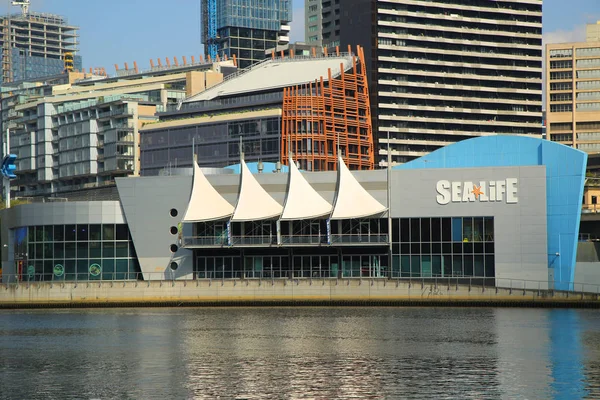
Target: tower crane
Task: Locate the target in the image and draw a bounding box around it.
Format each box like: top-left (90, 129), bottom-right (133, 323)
top-left (11, 0), bottom-right (30, 16)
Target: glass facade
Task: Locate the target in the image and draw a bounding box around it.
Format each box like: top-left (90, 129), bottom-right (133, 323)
top-left (204, 0), bottom-right (292, 69)
top-left (391, 217), bottom-right (495, 278)
top-left (191, 216), bottom-right (496, 280)
top-left (217, 0), bottom-right (291, 31)
top-left (17, 224), bottom-right (141, 281)
top-left (218, 27), bottom-right (279, 69)
top-left (141, 116), bottom-right (281, 175)
top-left (195, 248), bottom-right (389, 279)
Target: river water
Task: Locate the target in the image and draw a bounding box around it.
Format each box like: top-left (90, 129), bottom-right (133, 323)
top-left (0, 307), bottom-right (599, 399)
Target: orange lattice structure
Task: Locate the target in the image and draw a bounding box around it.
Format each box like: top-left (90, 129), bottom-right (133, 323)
top-left (281, 45), bottom-right (374, 171)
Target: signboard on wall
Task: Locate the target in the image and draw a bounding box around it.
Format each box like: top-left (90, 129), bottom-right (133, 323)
top-left (436, 179), bottom-right (519, 205)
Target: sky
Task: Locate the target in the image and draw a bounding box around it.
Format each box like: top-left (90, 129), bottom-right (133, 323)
top-left (0, 0), bottom-right (598, 72)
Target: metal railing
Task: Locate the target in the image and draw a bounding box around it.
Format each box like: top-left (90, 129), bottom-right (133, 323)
top-left (330, 234), bottom-right (390, 244)
top-left (231, 235), bottom-right (276, 246)
top-left (2, 273), bottom-right (600, 295)
top-left (181, 234), bottom-right (390, 247)
top-left (182, 236), bottom-right (228, 247)
top-left (280, 235), bottom-right (327, 245)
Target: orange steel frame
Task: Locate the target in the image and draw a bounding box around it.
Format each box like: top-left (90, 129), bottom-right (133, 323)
top-left (281, 45), bottom-right (375, 171)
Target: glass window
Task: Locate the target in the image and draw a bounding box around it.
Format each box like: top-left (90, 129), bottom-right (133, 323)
top-left (452, 255), bottom-right (463, 276)
top-left (77, 259), bottom-right (88, 279)
top-left (77, 224), bottom-right (88, 241)
top-left (44, 226), bottom-right (54, 242)
top-left (43, 243), bottom-right (53, 259)
top-left (463, 218), bottom-right (473, 242)
top-left (410, 219), bottom-right (420, 242)
top-left (103, 224), bottom-right (115, 241)
top-left (35, 226), bottom-right (44, 242)
top-left (474, 255), bottom-right (485, 277)
top-left (77, 242), bottom-right (88, 259)
top-left (431, 218), bottom-right (441, 242)
top-left (432, 255), bottom-right (442, 277)
top-left (103, 242), bottom-right (115, 258)
top-left (102, 259), bottom-right (115, 280)
top-left (65, 225), bottom-right (76, 241)
top-left (401, 255), bottom-right (410, 277)
top-left (54, 242), bottom-right (64, 259)
top-left (35, 243), bottom-right (43, 259)
top-left (464, 255), bottom-right (474, 276)
top-left (116, 225), bottom-right (129, 241)
top-left (443, 255), bottom-right (452, 277)
top-left (485, 255), bottom-right (495, 277)
top-left (400, 218), bottom-right (409, 243)
top-left (115, 242), bottom-right (128, 258)
top-left (89, 224), bottom-right (101, 241)
top-left (451, 218), bottom-right (462, 242)
top-left (420, 218), bottom-right (430, 242)
top-left (90, 242), bottom-right (101, 258)
top-left (66, 244), bottom-right (78, 264)
top-left (54, 225), bottom-right (64, 242)
top-left (442, 218), bottom-right (451, 241)
top-left (484, 217), bottom-right (494, 241)
top-left (410, 255), bottom-right (420, 277)
top-left (421, 255), bottom-right (432, 277)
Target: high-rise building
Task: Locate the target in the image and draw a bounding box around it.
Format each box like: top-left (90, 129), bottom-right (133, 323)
top-left (587, 21), bottom-right (600, 43)
top-left (305, 0), bottom-right (341, 48)
top-left (546, 22), bottom-right (600, 152)
top-left (1, 60), bottom-right (233, 198)
top-left (201, 0), bottom-right (292, 69)
top-left (306, 0), bottom-right (543, 166)
top-left (0, 11), bottom-right (81, 84)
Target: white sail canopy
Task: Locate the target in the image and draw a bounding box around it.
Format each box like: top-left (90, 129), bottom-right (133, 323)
top-left (231, 160), bottom-right (283, 221)
top-left (280, 157), bottom-right (332, 220)
top-left (183, 160), bottom-right (234, 222)
top-left (331, 156), bottom-right (387, 219)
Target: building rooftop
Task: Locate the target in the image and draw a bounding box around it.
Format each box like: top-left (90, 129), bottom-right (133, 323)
top-left (183, 55), bottom-right (355, 103)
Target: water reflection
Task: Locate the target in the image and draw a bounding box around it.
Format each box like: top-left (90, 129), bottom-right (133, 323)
top-left (0, 308), bottom-right (599, 399)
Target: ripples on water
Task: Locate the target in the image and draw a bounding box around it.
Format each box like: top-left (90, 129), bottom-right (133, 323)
top-left (0, 307), bottom-right (599, 399)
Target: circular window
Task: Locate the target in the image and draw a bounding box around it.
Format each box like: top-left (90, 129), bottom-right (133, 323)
top-left (170, 244), bottom-right (178, 253)
top-left (170, 226), bottom-right (178, 235)
top-left (170, 208), bottom-right (178, 217)
top-left (170, 262), bottom-right (179, 271)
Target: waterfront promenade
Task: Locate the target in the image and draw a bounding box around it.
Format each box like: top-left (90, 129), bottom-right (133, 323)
top-left (1, 277), bottom-right (599, 308)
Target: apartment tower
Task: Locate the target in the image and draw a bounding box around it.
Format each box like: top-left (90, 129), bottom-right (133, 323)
top-left (0, 11), bottom-right (81, 84)
top-left (201, 0), bottom-right (292, 69)
top-left (306, 0), bottom-right (543, 166)
top-left (545, 21), bottom-right (600, 152)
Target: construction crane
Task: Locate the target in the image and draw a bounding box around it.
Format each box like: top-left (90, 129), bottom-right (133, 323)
top-left (11, 0), bottom-right (30, 17)
top-left (204, 0), bottom-right (218, 60)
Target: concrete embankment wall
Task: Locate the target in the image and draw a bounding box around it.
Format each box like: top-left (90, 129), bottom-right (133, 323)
top-left (1, 279), bottom-right (599, 308)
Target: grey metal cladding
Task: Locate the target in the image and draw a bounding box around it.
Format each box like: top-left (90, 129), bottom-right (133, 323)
top-left (116, 176), bottom-right (192, 277)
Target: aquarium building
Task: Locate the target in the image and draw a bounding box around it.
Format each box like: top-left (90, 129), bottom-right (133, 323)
top-left (0, 136), bottom-right (587, 291)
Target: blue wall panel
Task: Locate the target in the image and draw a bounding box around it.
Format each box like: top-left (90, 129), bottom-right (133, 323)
top-left (394, 136), bottom-right (587, 290)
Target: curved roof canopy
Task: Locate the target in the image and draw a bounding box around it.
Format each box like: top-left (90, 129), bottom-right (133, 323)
top-left (183, 160), bottom-right (234, 222)
top-left (280, 157), bottom-right (332, 220)
top-left (331, 156), bottom-right (387, 219)
top-left (231, 160), bottom-right (283, 221)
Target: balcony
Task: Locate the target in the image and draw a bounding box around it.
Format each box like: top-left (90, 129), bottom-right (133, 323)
top-left (330, 234), bottom-right (389, 245)
top-left (182, 233), bottom-right (390, 247)
top-left (182, 236), bottom-right (228, 248)
top-left (280, 235), bottom-right (327, 245)
top-left (231, 235), bottom-right (276, 246)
